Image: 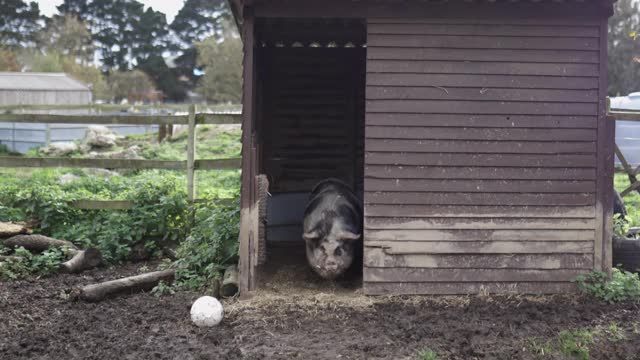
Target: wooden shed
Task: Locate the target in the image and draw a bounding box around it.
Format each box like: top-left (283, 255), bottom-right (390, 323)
top-left (229, 0), bottom-right (616, 295)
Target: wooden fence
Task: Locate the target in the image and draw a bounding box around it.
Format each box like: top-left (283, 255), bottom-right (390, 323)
top-left (609, 98), bottom-right (640, 198)
top-left (0, 105), bottom-right (242, 210)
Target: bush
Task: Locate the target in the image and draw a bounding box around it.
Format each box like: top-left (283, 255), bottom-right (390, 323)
top-left (0, 246), bottom-right (69, 280)
top-left (575, 268), bottom-right (640, 303)
top-left (0, 170), bottom-right (190, 265)
top-left (173, 194), bottom-right (240, 290)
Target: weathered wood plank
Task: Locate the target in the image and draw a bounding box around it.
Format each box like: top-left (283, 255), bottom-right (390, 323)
top-left (365, 191), bottom-right (595, 206)
top-left (0, 113), bottom-right (240, 125)
top-left (366, 86), bottom-right (598, 103)
top-left (365, 166), bottom-right (596, 181)
top-left (363, 249), bottom-right (594, 269)
top-left (70, 200), bottom-right (134, 210)
top-left (364, 229), bottom-right (595, 241)
top-left (367, 23), bottom-right (600, 37)
top-left (366, 139), bottom-right (596, 154)
top-left (608, 111), bottom-right (640, 121)
top-left (365, 178), bottom-right (595, 193)
top-left (196, 158), bottom-right (245, 170)
top-left (364, 282), bottom-right (578, 295)
top-left (365, 153), bottom-right (596, 168)
top-left (367, 47), bottom-right (599, 64)
top-left (365, 204), bottom-right (595, 218)
top-left (367, 61), bottom-right (599, 77)
top-left (0, 114), bottom-right (188, 125)
top-left (367, 18), bottom-right (600, 26)
top-left (197, 113), bottom-right (242, 124)
top-left (365, 127), bottom-right (596, 141)
top-left (368, 35), bottom-right (599, 50)
top-left (365, 217), bottom-right (595, 230)
top-left (364, 268), bottom-right (586, 283)
top-left (366, 100), bottom-right (598, 116)
top-left (366, 240), bottom-right (594, 254)
top-left (0, 157), bottom-right (185, 169)
top-left (366, 114), bottom-right (597, 129)
top-left (0, 157), bottom-right (241, 170)
top-left (367, 73), bottom-right (597, 89)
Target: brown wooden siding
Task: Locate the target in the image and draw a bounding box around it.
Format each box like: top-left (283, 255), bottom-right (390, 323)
top-left (364, 17), bottom-right (601, 294)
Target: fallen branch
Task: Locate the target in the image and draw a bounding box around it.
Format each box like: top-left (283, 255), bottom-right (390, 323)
top-left (61, 248), bottom-right (102, 273)
top-left (72, 269), bottom-right (175, 302)
top-left (221, 265), bottom-right (239, 297)
top-left (3, 234), bottom-right (77, 253)
top-left (0, 222), bottom-right (30, 237)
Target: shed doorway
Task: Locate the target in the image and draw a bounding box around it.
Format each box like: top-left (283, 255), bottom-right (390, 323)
top-left (254, 18), bottom-right (366, 289)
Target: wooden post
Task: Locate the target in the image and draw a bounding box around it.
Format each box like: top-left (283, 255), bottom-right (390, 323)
top-left (187, 104), bottom-right (197, 205)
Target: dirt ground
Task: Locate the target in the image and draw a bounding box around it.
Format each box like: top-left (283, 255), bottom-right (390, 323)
top-left (1, 263), bottom-right (640, 360)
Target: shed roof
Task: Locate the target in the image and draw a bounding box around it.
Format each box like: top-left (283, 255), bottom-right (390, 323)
top-left (0, 73), bottom-right (90, 92)
top-left (227, 0), bottom-right (615, 30)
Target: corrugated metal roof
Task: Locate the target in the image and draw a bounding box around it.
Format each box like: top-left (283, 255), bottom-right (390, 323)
top-left (0, 72), bottom-right (90, 92)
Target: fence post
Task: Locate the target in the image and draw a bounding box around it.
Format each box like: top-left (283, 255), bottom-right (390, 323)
top-left (187, 103), bottom-right (197, 202)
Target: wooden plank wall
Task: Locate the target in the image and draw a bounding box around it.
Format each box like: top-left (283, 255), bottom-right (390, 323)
top-left (364, 18), bottom-right (601, 295)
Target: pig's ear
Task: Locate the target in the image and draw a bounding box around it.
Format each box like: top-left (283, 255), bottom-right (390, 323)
top-left (303, 231), bottom-right (320, 242)
top-left (340, 231), bottom-right (361, 241)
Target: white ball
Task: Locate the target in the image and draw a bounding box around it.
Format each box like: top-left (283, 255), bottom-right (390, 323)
top-left (190, 296), bottom-right (224, 327)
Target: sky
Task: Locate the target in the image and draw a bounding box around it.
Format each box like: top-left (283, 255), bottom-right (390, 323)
top-left (35, 0), bottom-right (185, 23)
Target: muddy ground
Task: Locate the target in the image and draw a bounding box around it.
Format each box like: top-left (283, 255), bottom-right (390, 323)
top-left (1, 263), bottom-right (640, 360)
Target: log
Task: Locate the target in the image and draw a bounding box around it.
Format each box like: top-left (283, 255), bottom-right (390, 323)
top-left (72, 269), bottom-right (176, 302)
top-left (3, 234), bottom-right (77, 252)
top-left (60, 248), bottom-right (102, 273)
top-left (221, 265), bottom-right (239, 297)
top-left (0, 222), bottom-right (30, 237)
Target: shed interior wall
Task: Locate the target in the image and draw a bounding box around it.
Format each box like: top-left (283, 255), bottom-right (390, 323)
top-left (255, 19), bottom-right (366, 254)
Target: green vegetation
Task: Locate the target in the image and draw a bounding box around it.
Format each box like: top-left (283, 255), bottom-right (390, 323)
top-left (0, 124), bottom-right (241, 289)
top-left (557, 329), bottom-right (594, 360)
top-left (416, 348), bottom-right (439, 360)
top-left (525, 324), bottom-right (637, 360)
top-left (575, 268), bottom-right (640, 303)
top-left (0, 246), bottom-right (69, 280)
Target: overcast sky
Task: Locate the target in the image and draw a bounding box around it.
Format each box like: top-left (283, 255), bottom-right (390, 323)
top-left (35, 0), bottom-right (185, 23)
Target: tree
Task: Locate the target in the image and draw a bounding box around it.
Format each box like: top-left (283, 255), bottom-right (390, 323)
top-left (137, 55), bottom-right (187, 102)
top-left (38, 14), bottom-right (93, 64)
top-left (57, 0), bottom-right (90, 20)
top-left (196, 26), bottom-right (242, 104)
top-left (108, 70), bottom-right (156, 102)
top-left (0, 48), bottom-right (21, 71)
top-left (170, 0), bottom-right (231, 86)
top-left (608, 0), bottom-right (640, 96)
top-left (0, 0), bottom-right (41, 48)
top-left (133, 8), bottom-right (169, 64)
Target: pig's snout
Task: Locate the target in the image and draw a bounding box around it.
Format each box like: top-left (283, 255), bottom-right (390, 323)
top-left (325, 259), bottom-right (339, 271)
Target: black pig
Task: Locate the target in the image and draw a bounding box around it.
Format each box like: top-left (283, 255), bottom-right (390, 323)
top-left (302, 178), bottom-right (362, 279)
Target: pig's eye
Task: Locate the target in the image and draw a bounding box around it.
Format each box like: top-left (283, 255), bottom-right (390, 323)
top-left (319, 244), bottom-right (326, 253)
top-left (334, 247), bottom-right (343, 256)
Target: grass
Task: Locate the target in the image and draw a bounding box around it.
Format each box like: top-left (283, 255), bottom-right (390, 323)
top-left (525, 322), bottom-right (640, 360)
top-left (0, 123), bottom-right (242, 200)
top-left (614, 172), bottom-right (640, 228)
top-left (416, 348), bottom-right (439, 360)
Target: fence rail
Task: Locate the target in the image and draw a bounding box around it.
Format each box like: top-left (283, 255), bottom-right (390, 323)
top-left (0, 105), bottom-right (242, 210)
